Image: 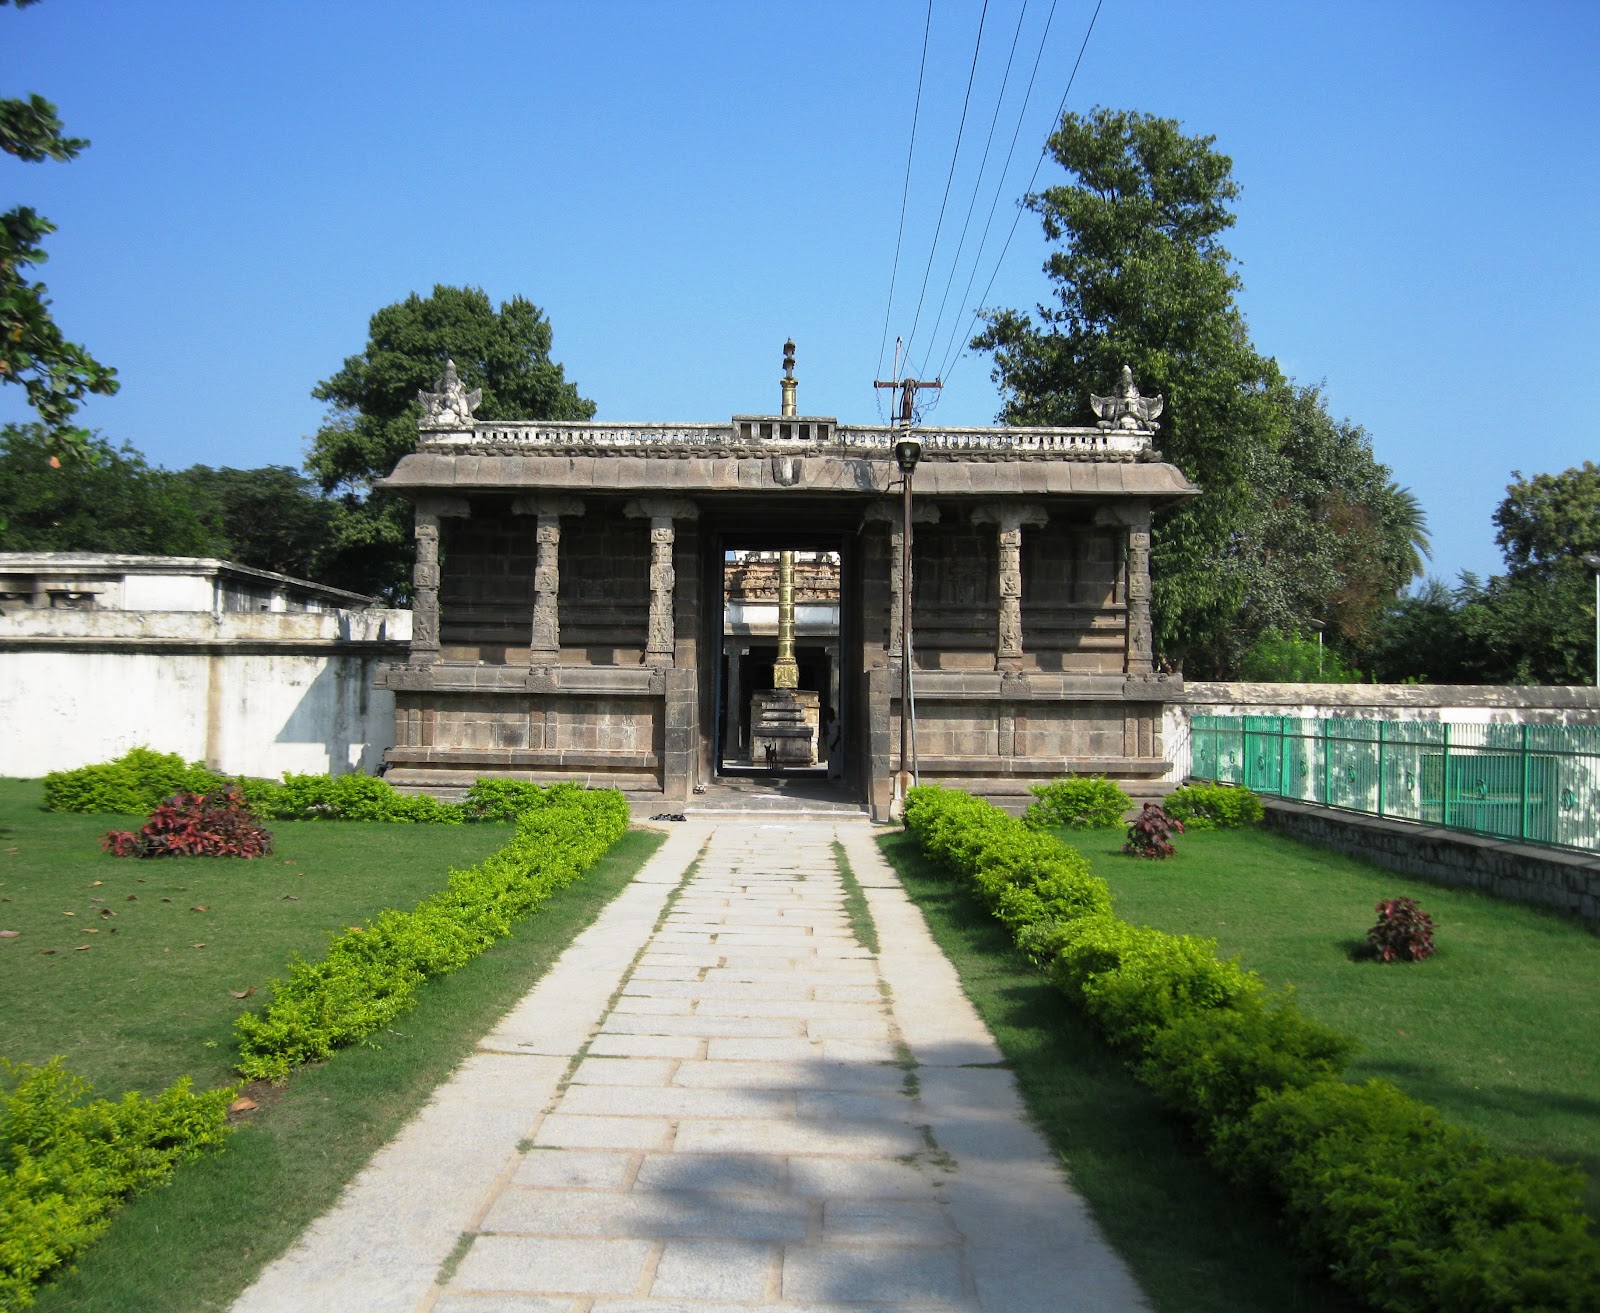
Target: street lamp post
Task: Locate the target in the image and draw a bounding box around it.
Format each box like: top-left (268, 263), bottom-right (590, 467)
top-left (1583, 554), bottom-right (1600, 688)
top-left (1307, 619), bottom-right (1326, 679)
top-left (894, 434), bottom-right (922, 813)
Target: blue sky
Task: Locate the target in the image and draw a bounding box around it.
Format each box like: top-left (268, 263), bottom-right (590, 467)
top-left (6, 0), bottom-right (1597, 584)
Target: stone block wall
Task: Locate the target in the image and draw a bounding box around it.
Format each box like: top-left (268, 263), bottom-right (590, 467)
top-left (440, 507), bottom-right (536, 662)
top-left (392, 691), bottom-right (659, 758)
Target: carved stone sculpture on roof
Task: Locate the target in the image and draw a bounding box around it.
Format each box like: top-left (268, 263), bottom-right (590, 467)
top-left (1091, 365), bottom-right (1164, 431)
top-left (417, 359), bottom-right (482, 430)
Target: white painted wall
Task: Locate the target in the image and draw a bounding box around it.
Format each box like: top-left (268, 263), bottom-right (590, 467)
top-left (0, 609), bottom-right (411, 779)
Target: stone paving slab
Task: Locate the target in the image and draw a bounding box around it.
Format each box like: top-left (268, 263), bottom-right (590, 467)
top-left (227, 816), bottom-right (1150, 1313)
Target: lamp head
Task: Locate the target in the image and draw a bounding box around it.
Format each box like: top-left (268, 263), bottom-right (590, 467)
top-left (1583, 553), bottom-right (1600, 571)
top-left (894, 436), bottom-right (923, 476)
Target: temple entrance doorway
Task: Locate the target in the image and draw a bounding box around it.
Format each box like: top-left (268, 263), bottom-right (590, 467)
top-left (710, 531), bottom-right (860, 803)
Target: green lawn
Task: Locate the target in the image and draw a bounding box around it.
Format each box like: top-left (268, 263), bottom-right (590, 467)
top-left (878, 831), bottom-right (1357, 1313)
top-left (1057, 824), bottom-right (1600, 1217)
top-left (0, 777), bottom-right (514, 1095)
top-left (0, 777), bottom-right (666, 1313)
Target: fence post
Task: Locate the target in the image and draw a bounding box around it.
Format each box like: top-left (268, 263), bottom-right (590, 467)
top-left (1322, 719), bottom-right (1331, 807)
top-left (1377, 720), bottom-right (1386, 818)
top-left (1520, 721), bottom-right (1530, 842)
top-left (1442, 723), bottom-right (1451, 828)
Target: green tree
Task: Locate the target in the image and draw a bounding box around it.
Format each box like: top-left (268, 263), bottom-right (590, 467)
top-left (1367, 464), bottom-right (1600, 685)
top-left (1238, 381), bottom-right (1429, 661)
top-left (306, 284), bottom-right (595, 600)
top-left (0, 423), bottom-right (215, 554)
top-left (1454, 462), bottom-right (1600, 684)
top-left (974, 107), bottom-right (1283, 674)
top-left (1236, 629), bottom-right (1360, 683)
top-left (973, 108), bottom-right (1426, 676)
top-left (2, 0), bottom-right (118, 461)
top-left (178, 464), bottom-right (339, 582)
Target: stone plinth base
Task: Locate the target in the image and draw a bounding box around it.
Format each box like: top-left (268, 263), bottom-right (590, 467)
top-left (751, 689), bottom-right (818, 767)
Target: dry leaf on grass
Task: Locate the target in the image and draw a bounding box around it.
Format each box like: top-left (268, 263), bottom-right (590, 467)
top-left (191, 905), bottom-right (208, 912)
top-left (0, 930), bottom-right (19, 938)
top-left (229, 986), bottom-right (255, 999)
top-left (88, 880), bottom-right (103, 888)
top-left (74, 945), bottom-right (90, 952)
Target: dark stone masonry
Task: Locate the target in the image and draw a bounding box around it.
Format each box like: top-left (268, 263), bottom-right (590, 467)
top-left (377, 357), bottom-right (1198, 820)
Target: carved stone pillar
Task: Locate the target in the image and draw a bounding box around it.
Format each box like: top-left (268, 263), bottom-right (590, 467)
top-left (409, 495), bottom-right (470, 665)
top-left (625, 498), bottom-right (698, 668)
top-left (1125, 502), bottom-right (1154, 675)
top-left (973, 503), bottom-right (1047, 672)
top-left (513, 496), bottom-right (584, 664)
top-left (864, 502), bottom-right (940, 658)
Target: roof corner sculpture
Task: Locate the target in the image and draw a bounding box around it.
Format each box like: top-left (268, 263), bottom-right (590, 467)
top-left (1091, 365), bottom-right (1163, 432)
top-left (417, 359), bottom-right (482, 430)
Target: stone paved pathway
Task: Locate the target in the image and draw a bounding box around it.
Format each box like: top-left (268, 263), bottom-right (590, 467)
top-left (230, 819), bottom-right (1149, 1313)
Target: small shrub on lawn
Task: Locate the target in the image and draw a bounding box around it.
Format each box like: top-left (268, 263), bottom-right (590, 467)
top-left (234, 782), bottom-right (628, 1080)
top-left (1164, 783), bottom-right (1266, 830)
top-left (1024, 775), bottom-right (1131, 829)
top-left (42, 748), bottom-right (226, 816)
top-left (0, 1059), bottom-right (232, 1310)
top-left (1368, 896), bottom-right (1435, 963)
top-left (1123, 801), bottom-right (1183, 859)
top-left (101, 789), bottom-right (272, 859)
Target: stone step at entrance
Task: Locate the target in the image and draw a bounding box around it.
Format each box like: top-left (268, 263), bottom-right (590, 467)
top-left (678, 771), bottom-right (869, 820)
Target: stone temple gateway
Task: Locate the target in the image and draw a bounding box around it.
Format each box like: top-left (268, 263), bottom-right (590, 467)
top-left (376, 353), bottom-right (1198, 821)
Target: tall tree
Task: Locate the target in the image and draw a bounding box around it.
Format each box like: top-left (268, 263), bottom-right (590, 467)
top-left (1, 0), bottom-right (118, 463)
top-left (974, 108), bottom-right (1283, 673)
top-left (306, 285), bottom-right (595, 600)
top-left (1456, 462), bottom-right (1600, 684)
top-left (0, 423), bottom-right (215, 555)
top-left (1238, 381), bottom-right (1429, 660)
top-left (973, 108), bottom-right (1425, 674)
top-left (178, 464), bottom-right (339, 582)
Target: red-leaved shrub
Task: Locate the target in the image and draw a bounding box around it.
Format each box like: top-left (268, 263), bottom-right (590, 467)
top-left (101, 790), bottom-right (273, 859)
top-left (1123, 801), bottom-right (1184, 859)
top-left (1367, 896), bottom-right (1435, 962)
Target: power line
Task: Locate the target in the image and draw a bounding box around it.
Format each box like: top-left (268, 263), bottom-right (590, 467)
top-left (936, 0), bottom-right (1103, 396)
top-left (898, 0), bottom-right (990, 369)
top-left (930, 0), bottom-right (1062, 384)
top-left (874, 0), bottom-right (935, 410)
top-left (915, 0), bottom-right (1034, 382)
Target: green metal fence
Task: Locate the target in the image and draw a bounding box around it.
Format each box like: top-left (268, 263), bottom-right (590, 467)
top-left (1189, 715), bottom-right (1600, 854)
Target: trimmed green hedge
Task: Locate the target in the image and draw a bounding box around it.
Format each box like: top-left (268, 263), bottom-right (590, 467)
top-left (39, 748), bottom-right (560, 826)
top-left (901, 785), bottom-right (1600, 1313)
top-left (0, 1061), bottom-right (232, 1310)
top-left (234, 782), bottom-right (629, 1080)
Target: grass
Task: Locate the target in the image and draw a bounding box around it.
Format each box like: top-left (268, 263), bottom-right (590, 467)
top-left (877, 830), bottom-right (1357, 1313)
top-left (830, 838), bottom-right (880, 954)
top-left (0, 777), bottom-right (513, 1095)
top-left (1054, 824), bottom-right (1600, 1217)
top-left (0, 777), bottom-right (665, 1313)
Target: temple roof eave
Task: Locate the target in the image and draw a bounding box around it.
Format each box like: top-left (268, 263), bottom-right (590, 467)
top-left (379, 451), bottom-right (1200, 504)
